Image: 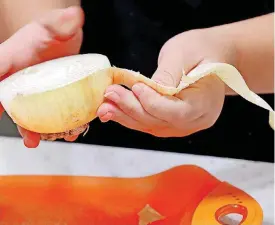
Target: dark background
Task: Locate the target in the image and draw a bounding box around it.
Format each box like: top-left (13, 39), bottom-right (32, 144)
top-left (75, 0), bottom-right (274, 162)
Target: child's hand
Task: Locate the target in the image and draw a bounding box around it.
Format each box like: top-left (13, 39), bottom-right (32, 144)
top-left (98, 28), bottom-right (237, 137)
top-left (0, 6), bottom-right (84, 147)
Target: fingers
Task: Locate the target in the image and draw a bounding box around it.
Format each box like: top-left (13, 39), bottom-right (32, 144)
top-left (103, 85), bottom-right (167, 126)
top-left (128, 34), bottom-right (207, 130)
top-left (97, 101), bottom-right (147, 132)
top-left (1, 6), bottom-right (84, 75)
top-left (37, 6), bottom-right (84, 41)
top-left (152, 49), bottom-right (184, 87)
top-left (0, 7), bottom-right (84, 148)
top-left (64, 135), bottom-right (79, 142)
top-left (0, 103), bottom-right (4, 120)
top-left (17, 126), bottom-right (40, 148)
top-left (151, 34), bottom-right (203, 87)
top-left (0, 47), bottom-right (12, 79)
top-left (132, 83), bottom-right (203, 125)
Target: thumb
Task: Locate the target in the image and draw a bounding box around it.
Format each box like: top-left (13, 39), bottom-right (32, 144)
top-left (37, 6), bottom-right (84, 42)
top-left (0, 6), bottom-right (84, 148)
top-left (151, 35), bottom-right (202, 87)
top-left (0, 6), bottom-right (84, 79)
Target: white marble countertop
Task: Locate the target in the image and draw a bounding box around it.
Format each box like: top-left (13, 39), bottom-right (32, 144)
top-left (0, 136), bottom-right (274, 224)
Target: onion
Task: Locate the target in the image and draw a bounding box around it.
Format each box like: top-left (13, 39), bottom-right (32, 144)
top-left (0, 53), bottom-right (273, 138)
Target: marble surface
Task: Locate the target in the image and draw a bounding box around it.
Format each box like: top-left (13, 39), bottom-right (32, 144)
top-left (0, 136), bottom-right (274, 224)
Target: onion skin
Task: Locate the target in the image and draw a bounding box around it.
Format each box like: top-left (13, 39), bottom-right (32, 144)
top-left (9, 69), bottom-right (112, 134)
top-left (269, 111), bottom-right (274, 129)
top-left (0, 53), bottom-right (273, 137)
top-left (40, 123), bottom-right (89, 141)
top-left (5, 65), bottom-right (178, 134)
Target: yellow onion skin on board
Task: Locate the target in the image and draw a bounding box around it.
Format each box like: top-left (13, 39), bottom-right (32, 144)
top-left (0, 53), bottom-right (274, 136)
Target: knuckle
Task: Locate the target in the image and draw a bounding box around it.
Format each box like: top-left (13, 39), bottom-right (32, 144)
top-left (109, 84), bottom-right (125, 93)
top-left (154, 69), bottom-right (177, 87)
top-left (177, 94), bottom-right (207, 122)
top-left (135, 85), bottom-right (146, 98)
top-left (119, 93), bottom-right (140, 116)
top-left (125, 103), bottom-right (136, 116)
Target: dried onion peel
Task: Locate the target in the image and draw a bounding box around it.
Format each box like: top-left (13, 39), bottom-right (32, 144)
top-left (0, 53), bottom-right (273, 137)
top-left (138, 204), bottom-right (164, 225)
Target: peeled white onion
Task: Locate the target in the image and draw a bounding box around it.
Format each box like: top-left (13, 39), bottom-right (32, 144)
top-left (0, 53), bottom-right (273, 138)
top-left (0, 54), bottom-right (113, 134)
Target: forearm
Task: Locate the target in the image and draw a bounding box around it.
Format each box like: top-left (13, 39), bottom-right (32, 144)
top-left (222, 13), bottom-right (274, 95)
top-left (0, 0), bottom-right (80, 42)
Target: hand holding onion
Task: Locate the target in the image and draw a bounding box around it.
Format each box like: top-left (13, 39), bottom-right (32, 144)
top-left (0, 8), bottom-right (273, 149)
top-left (0, 6), bottom-right (84, 147)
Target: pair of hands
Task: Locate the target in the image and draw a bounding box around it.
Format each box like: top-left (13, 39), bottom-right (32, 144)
top-left (0, 6), bottom-right (235, 148)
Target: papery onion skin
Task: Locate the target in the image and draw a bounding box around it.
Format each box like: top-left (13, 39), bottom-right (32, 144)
top-left (0, 53), bottom-right (274, 136)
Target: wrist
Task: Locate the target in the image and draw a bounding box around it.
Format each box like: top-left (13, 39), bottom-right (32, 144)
top-left (211, 24), bottom-right (240, 68)
top-left (205, 24), bottom-right (241, 95)
top-left (213, 14), bottom-right (274, 94)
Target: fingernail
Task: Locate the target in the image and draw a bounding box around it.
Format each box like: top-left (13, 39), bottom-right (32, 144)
top-left (59, 19), bottom-right (77, 35)
top-left (100, 112), bottom-right (113, 123)
top-left (132, 84), bottom-right (144, 96)
top-left (58, 7), bottom-right (81, 35)
top-left (104, 91), bottom-right (120, 103)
